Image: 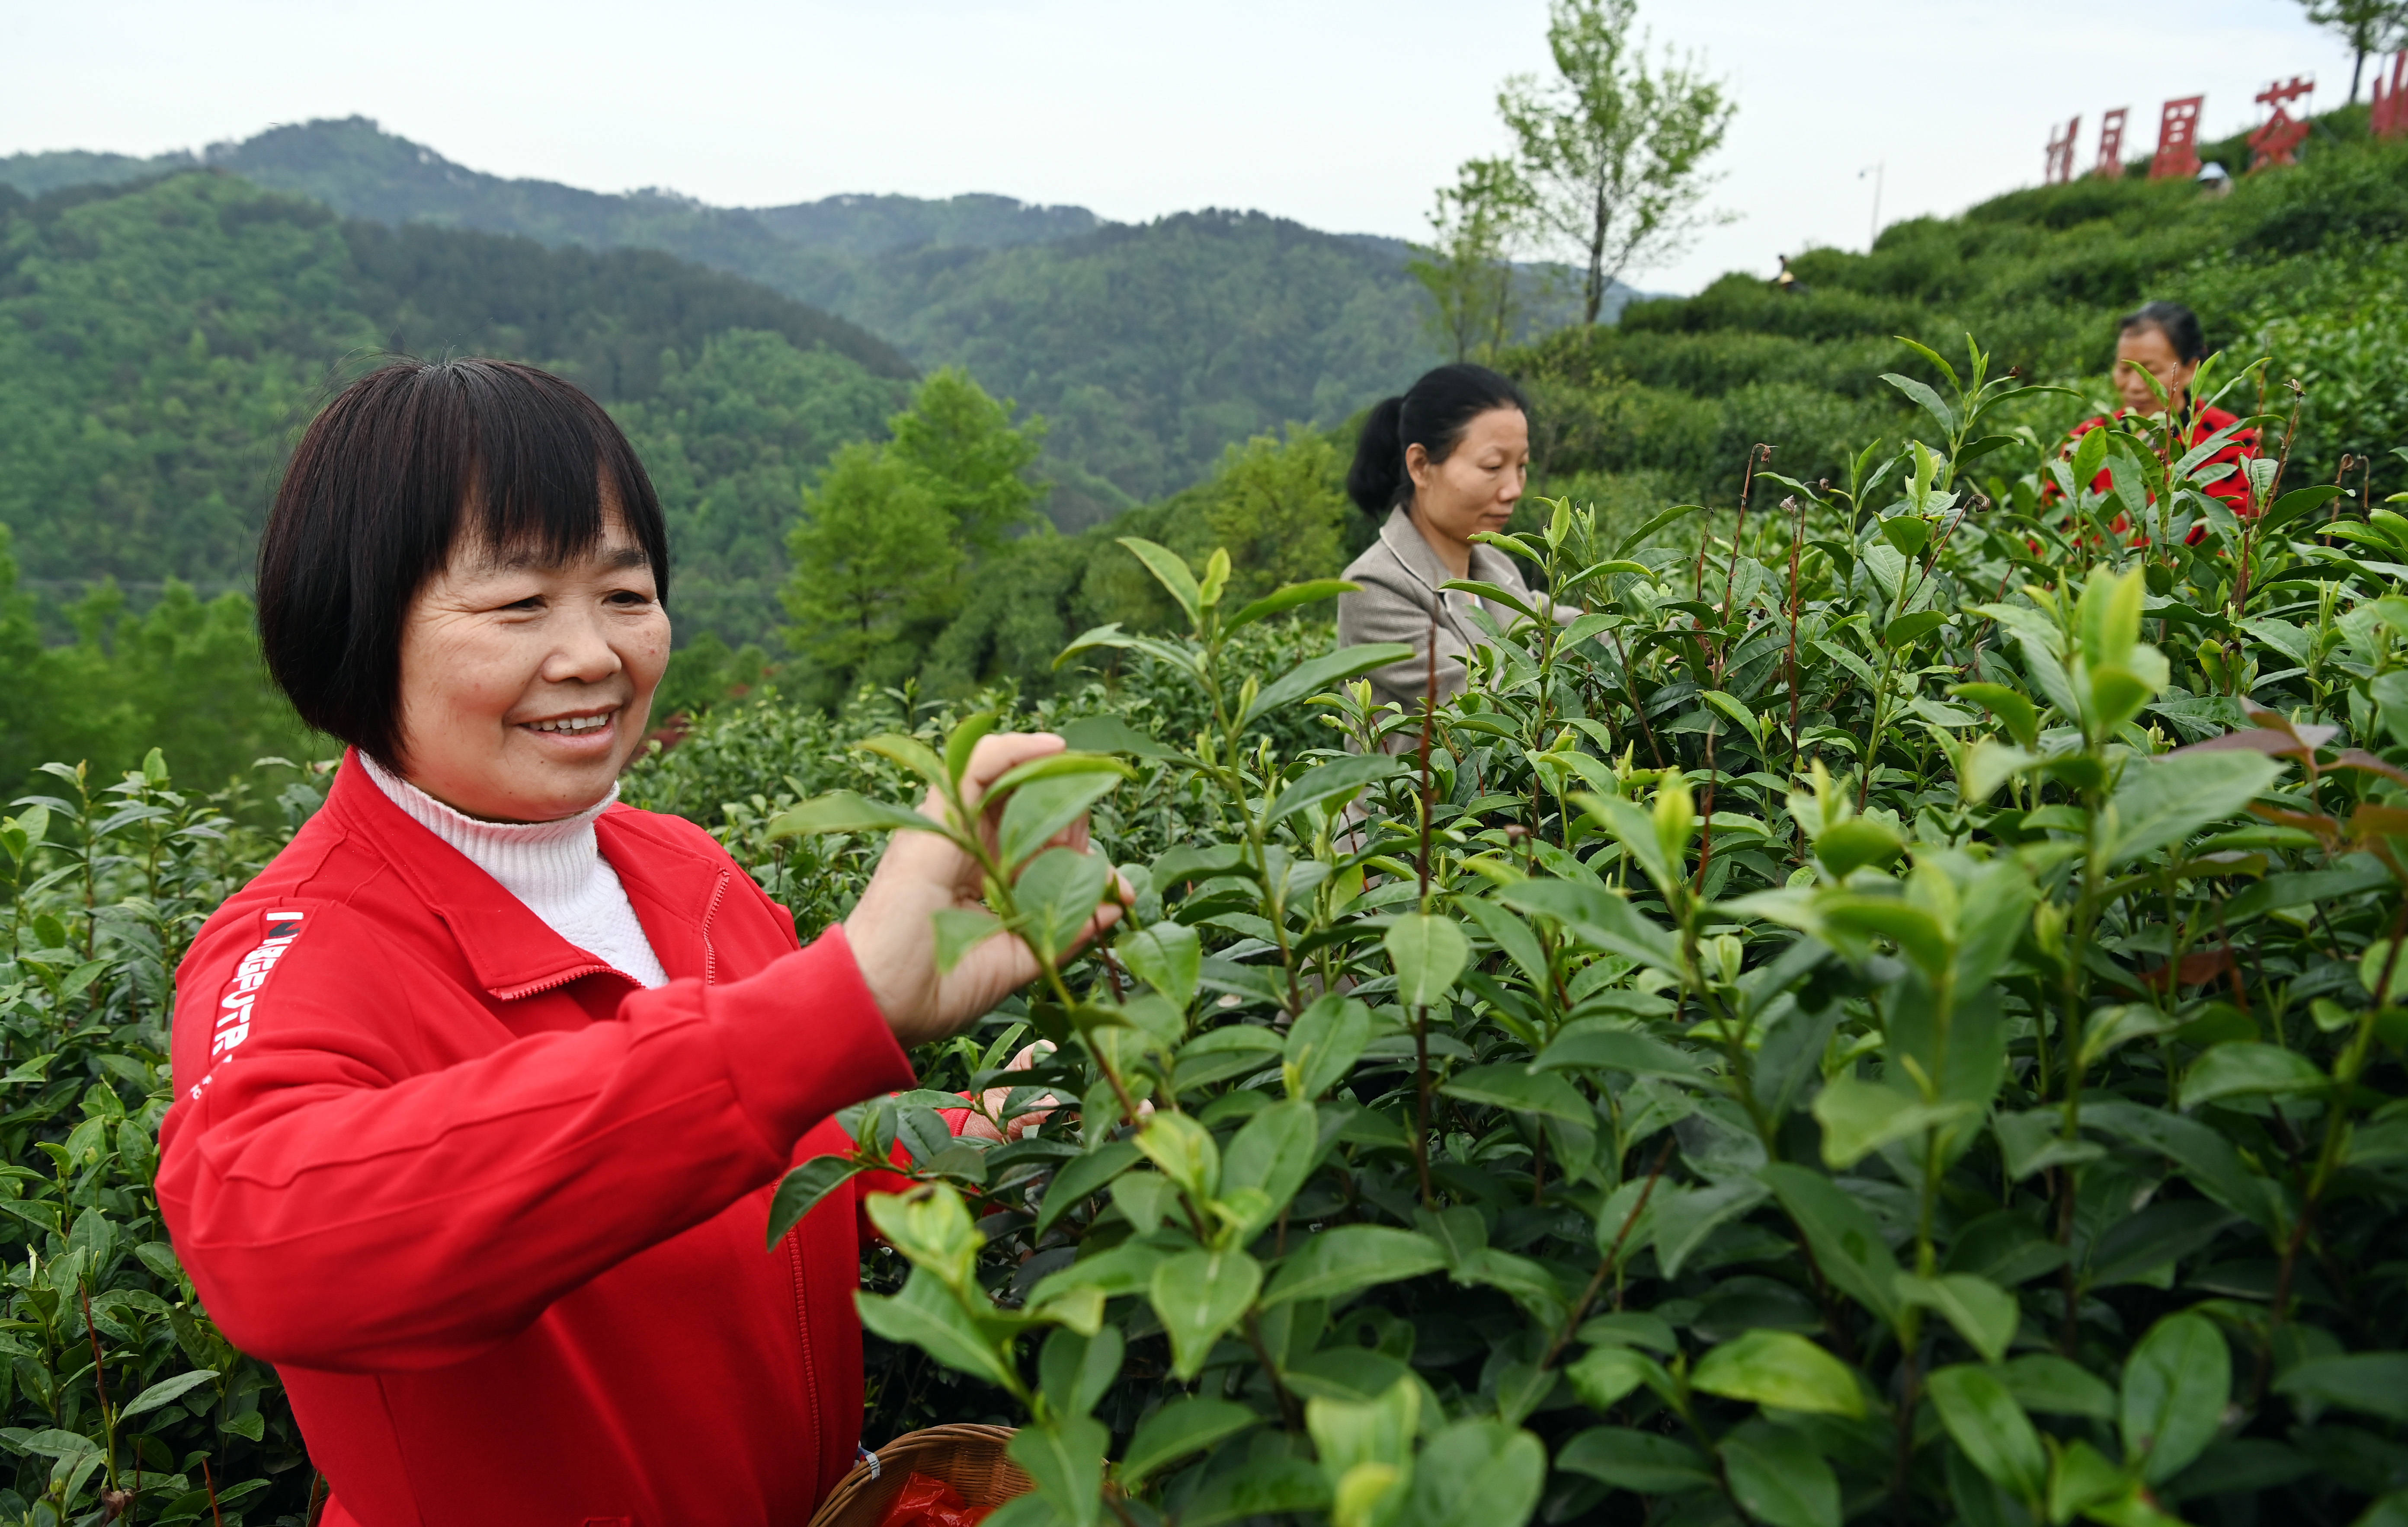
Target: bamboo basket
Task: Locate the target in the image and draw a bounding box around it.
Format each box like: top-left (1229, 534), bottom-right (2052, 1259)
top-left (806, 1424), bottom-right (1031, 1527)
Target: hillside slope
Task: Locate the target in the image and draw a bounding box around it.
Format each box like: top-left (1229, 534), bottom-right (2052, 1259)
top-left (0, 172), bottom-right (906, 644)
top-left (1520, 109), bottom-right (2408, 521)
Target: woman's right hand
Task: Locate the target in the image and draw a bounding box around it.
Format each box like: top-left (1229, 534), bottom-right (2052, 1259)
top-left (842, 733), bottom-right (1124, 1049)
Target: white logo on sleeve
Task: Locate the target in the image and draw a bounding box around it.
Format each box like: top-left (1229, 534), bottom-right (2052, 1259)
top-left (189, 910), bottom-right (307, 1099)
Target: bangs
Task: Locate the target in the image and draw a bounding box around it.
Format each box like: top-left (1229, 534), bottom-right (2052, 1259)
top-left (440, 363), bottom-right (663, 579)
top-left (258, 357), bottom-right (672, 770)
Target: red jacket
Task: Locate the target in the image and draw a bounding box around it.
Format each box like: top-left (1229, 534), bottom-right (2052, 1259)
top-left (2062, 405), bottom-right (2258, 544)
top-left (157, 754), bottom-right (917, 1527)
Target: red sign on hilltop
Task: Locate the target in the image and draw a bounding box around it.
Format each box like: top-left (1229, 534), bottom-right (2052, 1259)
top-left (2374, 51), bottom-right (2408, 139)
top-left (2150, 96), bottom-right (2204, 179)
top-left (2093, 108), bottom-right (2129, 176)
top-left (2250, 77), bottom-right (2314, 170)
top-left (2046, 116), bottom-right (2080, 185)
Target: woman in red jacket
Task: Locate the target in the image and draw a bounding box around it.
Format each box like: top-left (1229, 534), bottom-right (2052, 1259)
top-left (2061, 300), bottom-right (2258, 543)
top-left (156, 359), bottom-right (1112, 1527)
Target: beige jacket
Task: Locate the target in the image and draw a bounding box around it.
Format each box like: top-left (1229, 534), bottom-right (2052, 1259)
top-left (1335, 506), bottom-right (1562, 717)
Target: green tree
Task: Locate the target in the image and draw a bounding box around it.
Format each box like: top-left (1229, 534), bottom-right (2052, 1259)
top-left (0, 527), bottom-right (324, 793)
top-left (781, 444), bottom-right (963, 707)
top-left (1201, 426), bottom-right (1350, 603)
top-left (919, 532), bottom-right (1095, 700)
top-left (1499, 0), bottom-right (1735, 324)
top-left (887, 367), bottom-right (1049, 556)
top-left (2298, 0), bottom-right (2408, 101)
top-left (780, 369), bottom-right (1048, 706)
top-left (1409, 158), bottom-right (1533, 364)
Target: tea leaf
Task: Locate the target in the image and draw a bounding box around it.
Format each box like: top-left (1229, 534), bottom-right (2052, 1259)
top-left (1118, 1397), bottom-right (1262, 1490)
top-left (2121, 1313), bottom-right (2230, 1483)
top-left (998, 773), bottom-right (1126, 869)
top-left (1556, 1427), bottom-right (1715, 1494)
top-left (1720, 1419), bottom-right (1840, 1527)
top-left (857, 1270), bottom-right (1019, 1391)
top-left (1691, 1329), bottom-right (1864, 1418)
top-left (2178, 1042), bottom-right (2325, 1109)
top-left (1118, 537), bottom-right (1202, 626)
top-left (765, 1157), bottom-right (868, 1247)
top-left (1010, 1415), bottom-right (1110, 1527)
top-left (2273, 1353), bottom-right (2408, 1424)
top-left (1384, 914), bottom-right (1470, 1008)
top-left (1242, 644), bottom-right (1419, 728)
top-left (2107, 751), bottom-right (2282, 868)
top-left (1118, 921), bottom-right (1202, 1012)
top-left (118, 1367), bottom-right (219, 1421)
top-left (1150, 1249), bottom-right (1262, 1380)
top-left (1894, 1272), bottom-right (2017, 1363)
top-left (1927, 1364), bottom-right (2046, 1507)
top-left (768, 791), bottom-right (947, 840)
top-left (1262, 1226), bottom-right (1446, 1306)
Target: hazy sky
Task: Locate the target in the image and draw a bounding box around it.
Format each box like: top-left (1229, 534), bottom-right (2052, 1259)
top-left (0, 0), bottom-right (2367, 294)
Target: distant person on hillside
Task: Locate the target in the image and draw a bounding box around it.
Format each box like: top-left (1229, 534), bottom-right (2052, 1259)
top-left (1773, 254), bottom-right (1810, 294)
top-left (2057, 300), bottom-right (2258, 542)
top-left (1337, 364), bottom-right (1567, 733)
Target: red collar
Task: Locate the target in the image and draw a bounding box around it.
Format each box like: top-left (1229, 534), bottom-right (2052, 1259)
top-left (322, 751), bottom-right (728, 997)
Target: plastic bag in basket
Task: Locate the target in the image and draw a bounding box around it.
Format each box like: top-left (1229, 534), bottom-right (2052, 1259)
top-left (875, 1472), bottom-right (991, 1527)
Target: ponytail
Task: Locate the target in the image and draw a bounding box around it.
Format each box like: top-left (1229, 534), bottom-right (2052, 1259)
top-left (1345, 396), bottom-right (1408, 517)
top-left (1345, 363), bottom-right (1529, 519)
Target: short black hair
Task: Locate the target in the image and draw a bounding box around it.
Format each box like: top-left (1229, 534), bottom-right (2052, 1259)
top-left (2119, 300), bottom-right (2206, 364)
top-left (1346, 363), bottom-right (1531, 518)
top-left (257, 358), bottom-right (670, 770)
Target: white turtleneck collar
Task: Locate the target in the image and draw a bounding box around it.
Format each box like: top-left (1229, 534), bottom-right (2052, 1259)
top-left (360, 754), bottom-right (670, 989)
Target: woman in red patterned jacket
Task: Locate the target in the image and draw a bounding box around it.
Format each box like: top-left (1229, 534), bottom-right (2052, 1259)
top-left (2060, 301), bottom-right (2258, 543)
top-left (157, 358), bottom-right (1114, 1527)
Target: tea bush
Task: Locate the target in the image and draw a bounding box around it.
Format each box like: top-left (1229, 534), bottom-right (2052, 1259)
top-left (764, 339), bottom-right (2408, 1527)
top-left (7, 334), bottom-right (2407, 1527)
top-left (0, 758), bottom-right (327, 1525)
top-left (0, 647), bottom-right (1262, 1524)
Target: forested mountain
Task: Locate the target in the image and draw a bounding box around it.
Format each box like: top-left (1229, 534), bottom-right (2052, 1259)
top-left (0, 167), bottom-right (932, 784)
top-left (0, 171), bottom-right (907, 633)
top-left (806, 209), bottom-right (1437, 521)
top-left (3, 119), bottom-right (1535, 518)
top-left (748, 192), bottom-right (1103, 256)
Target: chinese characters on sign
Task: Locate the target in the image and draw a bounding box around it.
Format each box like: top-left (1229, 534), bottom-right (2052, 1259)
top-left (2046, 116), bottom-right (2080, 185)
top-left (2374, 51), bottom-right (2408, 140)
top-left (2092, 107), bottom-right (2128, 176)
top-left (2150, 96), bottom-right (2204, 179)
top-left (2248, 77), bottom-right (2314, 171)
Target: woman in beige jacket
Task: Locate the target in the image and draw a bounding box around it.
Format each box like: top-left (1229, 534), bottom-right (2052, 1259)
top-left (1337, 364), bottom-right (1556, 727)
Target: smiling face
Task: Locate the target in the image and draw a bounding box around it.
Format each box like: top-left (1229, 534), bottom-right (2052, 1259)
top-left (2114, 323), bottom-right (2198, 416)
top-left (391, 491), bottom-right (670, 823)
top-left (1406, 406), bottom-right (1531, 551)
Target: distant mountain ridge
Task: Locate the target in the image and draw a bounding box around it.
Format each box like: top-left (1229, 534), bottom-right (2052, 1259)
top-left (3, 118), bottom-right (1630, 522)
top-left (0, 120), bottom-right (1103, 259)
top-left (748, 192), bottom-right (1105, 256)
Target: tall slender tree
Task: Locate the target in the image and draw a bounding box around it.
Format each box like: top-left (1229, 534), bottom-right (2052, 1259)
top-left (1408, 157), bottom-right (1532, 364)
top-left (1498, 0), bottom-right (1735, 325)
top-left (2299, 0), bottom-right (2408, 102)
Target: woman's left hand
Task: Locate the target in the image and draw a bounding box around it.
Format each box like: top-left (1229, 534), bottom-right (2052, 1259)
top-left (843, 732), bottom-right (1125, 1049)
top-left (957, 1041), bottom-right (1054, 1143)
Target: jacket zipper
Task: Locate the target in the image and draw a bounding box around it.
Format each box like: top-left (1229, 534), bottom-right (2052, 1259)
top-left (492, 963), bottom-right (616, 1002)
top-left (787, 1234), bottom-right (826, 1489)
top-left (701, 870), bottom-right (728, 986)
